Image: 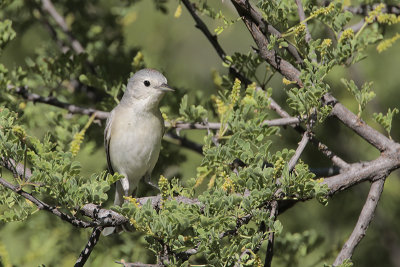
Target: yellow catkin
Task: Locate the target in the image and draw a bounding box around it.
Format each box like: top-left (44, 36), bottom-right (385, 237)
top-left (377, 33), bottom-right (400, 53)
top-left (70, 113), bottom-right (96, 156)
top-left (311, 3), bottom-right (334, 17)
top-left (365, 3), bottom-right (385, 23)
top-left (230, 78), bottom-right (241, 106)
top-left (174, 4), bottom-right (182, 18)
top-left (283, 77), bottom-right (296, 85)
top-left (338, 28), bottom-right (354, 43)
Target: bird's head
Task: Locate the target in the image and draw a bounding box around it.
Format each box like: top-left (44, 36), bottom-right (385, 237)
top-left (122, 68), bottom-right (174, 108)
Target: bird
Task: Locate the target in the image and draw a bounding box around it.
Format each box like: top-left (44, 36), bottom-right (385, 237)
top-left (103, 69), bottom-right (173, 235)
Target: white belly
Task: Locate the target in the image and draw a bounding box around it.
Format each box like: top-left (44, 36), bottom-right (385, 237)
top-left (109, 107), bottom-right (163, 190)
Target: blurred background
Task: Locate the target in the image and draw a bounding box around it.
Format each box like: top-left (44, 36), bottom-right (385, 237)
top-left (0, 0), bottom-right (400, 266)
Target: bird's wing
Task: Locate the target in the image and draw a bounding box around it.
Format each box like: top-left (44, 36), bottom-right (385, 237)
top-left (104, 109), bottom-right (115, 175)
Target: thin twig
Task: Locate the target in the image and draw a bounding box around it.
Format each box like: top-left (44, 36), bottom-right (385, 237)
top-left (268, 96), bottom-right (349, 169)
top-left (287, 131), bottom-right (310, 171)
top-left (74, 227), bottom-right (103, 267)
top-left (116, 262), bottom-right (160, 267)
top-left (41, 0), bottom-right (84, 54)
top-left (333, 178), bottom-right (386, 266)
top-left (264, 201), bottom-right (278, 267)
top-left (295, 0), bottom-right (312, 43)
top-left (12, 85), bottom-right (109, 120)
top-left (181, 0), bottom-right (250, 84)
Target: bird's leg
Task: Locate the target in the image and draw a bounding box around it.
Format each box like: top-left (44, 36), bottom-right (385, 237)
top-left (121, 176), bottom-right (130, 197)
top-left (144, 173), bottom-right (159, 191)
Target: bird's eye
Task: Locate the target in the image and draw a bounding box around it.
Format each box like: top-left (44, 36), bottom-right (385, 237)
top-left (144, 80), bottom-right (150, 87)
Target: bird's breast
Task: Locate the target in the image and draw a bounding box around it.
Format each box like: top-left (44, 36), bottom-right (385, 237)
top-left (109, 108), bottom-right (164, 180)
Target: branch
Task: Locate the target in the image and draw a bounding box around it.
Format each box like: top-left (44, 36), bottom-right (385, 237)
top-left (231, 0), bottom-right (303, 86)
top-left (41, 0), bottom-right (84, 54)
top-left (0, 176), bottom-right (99, 228)
top-left (181, 0), bottom-right (250, 84)
top-left (230, 0), bottom-right (303, 64)
top-left (322, 155), bottom-right (398, 195)
top-left (74, 227), bottom-right (103, 267)
top-left (164, 132), bottom-right (203, 154)
top-left (264, 201), bottom-right (278, 267)
top-left (287, 131), bottom-right (310, 171)
top-left (295, 0), bottom-right (312, 43)
top-left (12, 85), bottom-right (109, 120)
top-left (322, 94), bottom-right (395, 152)
top-left (333, 178), bottom-right (386, 266)
top-left (181, 1), bottom-right (345, 170)
top-left (1, 157), bottom-right (32, 180)
top-left (268, 96), bottom-right (349, 169)
top-left (263, 117), bottom-right (300, 127)
top-left (116, 262), bottom-right (160, 267)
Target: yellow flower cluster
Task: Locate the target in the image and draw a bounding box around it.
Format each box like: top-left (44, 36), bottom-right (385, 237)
top-left (311, 3), bottom-right (334, 17)
top-left (158, 175), bottom-right (169, 202)
top-left (338, 28), bottom-right (354, 43)
top-left (321, 38), bottom-right (332, 47)
top-left (377, 33), bottom-right (400, 53)
top-left (230, 78), bottom-right (241, 107)
top-left (70, 113), bottom-right (96, 156)
top-left (377, 13), bottom-right (400, 25)
top-left (12, 125), bottom-right (26, 141)
top-left (365, 4), bottom-right (385, 23)
top-left (70, 131), bottom-right (85, 156)
top-left (294, 23), bottom-right (306, 36)
top-left (273, 157), bottom-right (285, 179)
top-left (211, 95), bottom-right (228, 116)
top-left (221, 171), bottom-right (235, 193)
top-left (282, 77), bottom-right (296, 85)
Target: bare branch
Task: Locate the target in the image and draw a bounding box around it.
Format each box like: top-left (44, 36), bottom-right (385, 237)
top-left (75, 227), bottom-right (103, 267)
top-left (263, 117), bottom-right (300, 127)
top-left (164, 132), bottom-right (203, 154)
top-left (322, 155), bottom-right (399, 195)
top-left (264, 200), bottom-right (278, 267)
top-left (333, 178), bottom-right (386, 266)
top-left (322, 94), bottom-right (395, 152)
top-left (12, 85), bottom-right (109, 120)
top-left (116, 262), bottom-right (160, 267)
top-left (41, 0), bottom-right (84, 54)
top-left (165, 121), bottom-right (220, 130)
top-left (1, 157), bottom-right (32, 180)
top-left (288, 131), bottom-right (310, 171)
top-left (294, 0), bottom-right (312, 43)
top-left (80, 203), bottom-right (129, 226)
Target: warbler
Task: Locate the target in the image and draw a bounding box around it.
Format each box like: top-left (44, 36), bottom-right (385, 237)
top-left (103, 69), bottom-right (173, 235)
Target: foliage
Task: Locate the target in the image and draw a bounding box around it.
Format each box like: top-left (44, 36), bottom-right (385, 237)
top-left (0, 0), bottom-right (399, 266)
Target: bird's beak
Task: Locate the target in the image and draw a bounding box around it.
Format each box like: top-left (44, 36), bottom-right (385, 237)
top-left (156, 83), bottom-right (174, 92)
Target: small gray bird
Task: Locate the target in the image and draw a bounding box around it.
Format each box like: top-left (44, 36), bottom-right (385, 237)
top-left (103, 69), bottom-right (173, 235)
